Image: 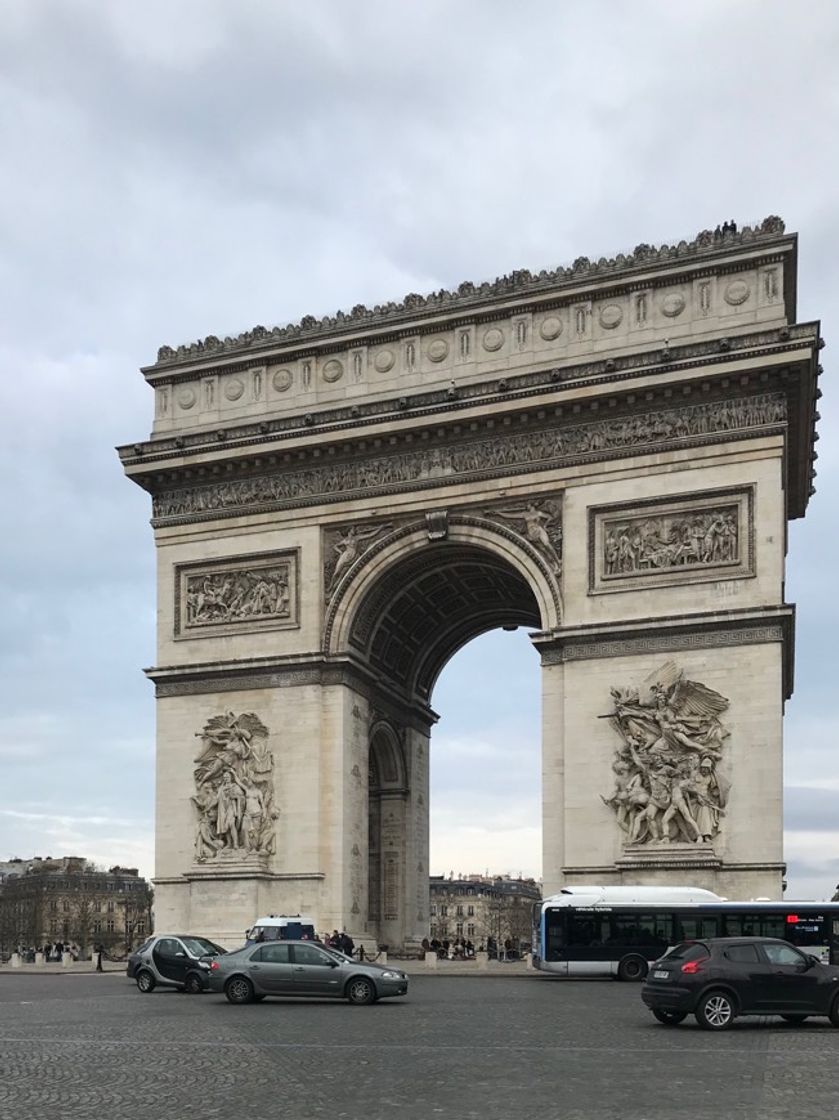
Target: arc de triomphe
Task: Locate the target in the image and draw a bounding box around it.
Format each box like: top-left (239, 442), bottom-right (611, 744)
top-left (120, 217), bottom-right (821, 949)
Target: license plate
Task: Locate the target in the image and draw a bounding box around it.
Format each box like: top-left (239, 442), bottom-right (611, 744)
top-left (653, 970), bottom-right (670, 980)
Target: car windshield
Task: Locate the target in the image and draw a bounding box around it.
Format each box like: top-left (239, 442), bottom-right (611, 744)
top-left (661, 941), bottom-right (708, 961)
top-left (322, 946), bottom-right (354, 963)
top-left (181, 938), bottom-right (226, 957)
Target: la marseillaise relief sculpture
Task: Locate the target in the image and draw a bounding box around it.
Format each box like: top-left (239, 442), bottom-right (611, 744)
top-left (121, 218), bottom-right (822, 949)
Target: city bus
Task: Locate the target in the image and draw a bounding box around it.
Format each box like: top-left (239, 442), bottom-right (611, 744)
top-left (532, 885), bottom-right (839, 980)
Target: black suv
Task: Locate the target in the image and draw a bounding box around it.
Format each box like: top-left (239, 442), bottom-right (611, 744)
top-left (641, 937), bottom-right (839, 1030)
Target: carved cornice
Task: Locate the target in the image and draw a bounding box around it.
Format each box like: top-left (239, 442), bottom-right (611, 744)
top-left (146, 654), bottom-right (437, 733)
top-left (119, 322), bottom-right (818, 464)
top-left (148, 217), bottom-right (788, 370)
top-left (150, 392), bottom-right (787, 527)
top-left (533, 606), bottom-right (795, 698)
top-left (561, 861), bottom-right (786, 875)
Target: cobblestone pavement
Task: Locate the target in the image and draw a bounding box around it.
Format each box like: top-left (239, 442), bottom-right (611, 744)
top-left (0, 972), bottom-right (837, 1120)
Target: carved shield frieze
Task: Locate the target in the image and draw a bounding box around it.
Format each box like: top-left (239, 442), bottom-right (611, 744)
top-left (174, 550), bottom-right (299, 638)
top-left (589, 488), bottom-right (754, 594)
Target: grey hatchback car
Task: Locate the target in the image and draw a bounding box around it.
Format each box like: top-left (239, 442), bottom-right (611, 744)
top-left (207, 940), bottom-right (409, 1005)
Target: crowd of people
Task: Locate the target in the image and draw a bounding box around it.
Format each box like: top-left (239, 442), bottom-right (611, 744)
top-left (420, 936), bottom-right (523, 960)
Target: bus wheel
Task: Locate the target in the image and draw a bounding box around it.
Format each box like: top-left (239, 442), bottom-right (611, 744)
top-left (617, 955), bottom-right (648, 982)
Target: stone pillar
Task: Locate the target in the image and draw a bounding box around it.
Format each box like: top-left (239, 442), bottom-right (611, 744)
top-left (536, 623), bottom-right (788, 901)
top-left (34, 952), bottom-right (44, 966)
top-left (423, 951), bottom-right (438, 969)
top-left (10, 953), bottom-right (21, 968)
top-left (62, 952), bottom-right (72, 967)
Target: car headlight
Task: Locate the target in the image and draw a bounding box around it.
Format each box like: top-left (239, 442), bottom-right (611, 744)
top-left (379, 970), bottom-right (402, 979)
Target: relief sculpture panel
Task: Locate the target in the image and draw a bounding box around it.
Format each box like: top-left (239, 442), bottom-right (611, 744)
top-left (175, 550), bottom-right (298, 637)
top-left (589, 488), bottom-right (753, 594)
top-left (601, 662), bottom-right (730, 848)
top-left (192, 711), bottom-right (279, 867)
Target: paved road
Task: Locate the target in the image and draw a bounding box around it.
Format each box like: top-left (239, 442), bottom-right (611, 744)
top-left (0, 972), bottom-right (836, 1120)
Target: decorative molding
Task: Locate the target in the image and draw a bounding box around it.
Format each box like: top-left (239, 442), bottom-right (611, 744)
top-left (588, 486), bottom-right (754, 594)
top-left (174, 549), bottom-right (299, 638)
top-left (150, 217), bottom-right (787, 367)
top-left (119, 322), bottom-right (817, 469)
top-left (533, 606), bottom-right (795, 698)
top-left (146, 656), bottom-right (437, 734)
top-left (321, 503), bottom-right (564, 653)
top-left (151, 392), bottom-right (786, 526)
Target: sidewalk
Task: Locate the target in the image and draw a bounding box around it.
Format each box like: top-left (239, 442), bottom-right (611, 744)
top-left (0, 960), bottom-right (126, 975)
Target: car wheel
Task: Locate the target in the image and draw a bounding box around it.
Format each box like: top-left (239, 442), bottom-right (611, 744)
top-left (346, 977), bottom-right (375, 1005)
top-left (224, 976), bottom-right (255, 1005)
top-left (184, 973), bottom-right (203, 994)
top-left (828, 996), bottom-right (839, 1028)
top-left (652, 1009), bottom-right (687, 1026)
top-left (780, 1014), bottom-right (808, 1024)
top-left (136, 969), bottom-right (156, 994)
top-left (695, 990), bottom-right (735, 1031)
top-left (617, 955), bottom-right (648, 982)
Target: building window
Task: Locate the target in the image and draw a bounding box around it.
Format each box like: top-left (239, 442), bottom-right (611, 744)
top-left (456, 905), bottom-right (463, 916)
top-left (62, 900), bottom-right (69, 912)
top-left (439, 924), bottom-right (448, 936)
top-left (106, 920), bottom-right (115, 934)
top-left (93, 921), bottom-right (102, 934)
top-left (440, 905), bottom-right (447, 917)
top-left (456, 923), bottom-right (463, 936)
top-left (430, 925), bottom-right (437, 937)
top-left (467, 905), bottom-right (474, 916)
top-left (49, 920), bottom-right (58, 934)
top-left (467, 924), bottom-right (475, 937)
top-left (430, 905), bottom-right (437, 916)
top-left (107, 901), bottom-right (115, 913)
top-left (136, 922), bottom-right (145, 936)
top-left (49, 900), bottom-right (58, 912)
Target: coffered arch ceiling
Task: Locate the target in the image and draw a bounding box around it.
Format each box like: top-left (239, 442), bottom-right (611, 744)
top-left (348, 543), bottom-right (542, 703)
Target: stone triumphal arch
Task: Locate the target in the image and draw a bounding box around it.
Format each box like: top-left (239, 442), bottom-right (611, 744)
top-left (121, 218), bottom-right (821, 949)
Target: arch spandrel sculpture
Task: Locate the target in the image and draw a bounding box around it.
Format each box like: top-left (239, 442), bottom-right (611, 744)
top-left (121, 218), bottom-right (821, 948)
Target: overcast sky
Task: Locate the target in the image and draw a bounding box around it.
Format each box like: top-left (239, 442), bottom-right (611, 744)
top-left (1, 0), bottom-right (837, 902)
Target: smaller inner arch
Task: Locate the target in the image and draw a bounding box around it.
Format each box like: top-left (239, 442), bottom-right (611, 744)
top-left (348, 543), bottom-right (542, 701)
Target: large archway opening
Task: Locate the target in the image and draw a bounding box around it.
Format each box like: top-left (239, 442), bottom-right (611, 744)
top-left (344, 535), bottom-right (546, 951)
top-left (428, 628), bottom-right (541, 883)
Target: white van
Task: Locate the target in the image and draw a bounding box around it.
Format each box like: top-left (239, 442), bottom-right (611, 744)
top-left (245, 914), bottom-right (317, 945)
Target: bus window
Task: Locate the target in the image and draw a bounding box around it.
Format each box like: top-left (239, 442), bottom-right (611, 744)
top-left (677, 916), bottom-right (719, 941)
top-left (759, 916), bottom-right (785, 940)
top-left (723, 914), bottom-right (761, 938)
top-left (567, 914), bottom-right (609, 948)
top-left (607, 913), bottom-right (672, 949)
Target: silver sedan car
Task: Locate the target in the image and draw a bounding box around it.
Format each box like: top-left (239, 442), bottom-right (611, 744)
top-left (207, 940), bottom-right (409, 1005)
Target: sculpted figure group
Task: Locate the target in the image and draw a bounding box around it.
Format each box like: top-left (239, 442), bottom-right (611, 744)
top-left (604, 507), bottom-right (738, 577)
top-left (602, 662), bottom-right (730, 846)
top-left (186, 566), bottom-right (290, 627)
top-left (192, 712), bottom-right (278, 862)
